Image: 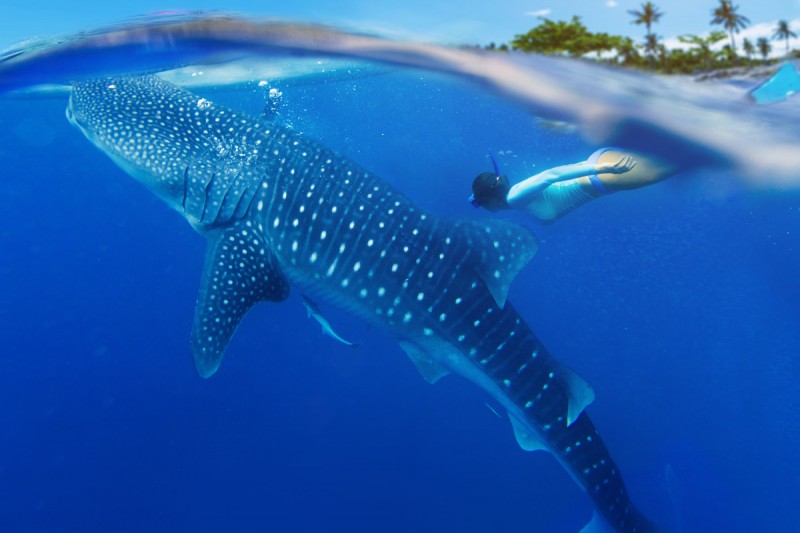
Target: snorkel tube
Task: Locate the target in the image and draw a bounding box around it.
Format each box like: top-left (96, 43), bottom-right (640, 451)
top-left (469, 152), bottom-right (501, 207)
top-left (489, 151), bottom-right (501, 177)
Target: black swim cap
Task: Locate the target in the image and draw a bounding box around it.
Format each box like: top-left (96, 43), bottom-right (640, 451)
top-left (471, 172), bottom-right (510, 211)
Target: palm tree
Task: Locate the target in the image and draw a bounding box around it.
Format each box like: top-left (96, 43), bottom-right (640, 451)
top-left (711, 1), bottom-right (750, 53)
top-left (742, 38), bottom-right (755, 61)
top-left (628, 2), bottom-right (664, 66)
top-left (511, 17), bottom-right (592, 56)
top-left (757, 37), bottom-right (772, 63)
top-left (772, 20), bottom-right (797, 53)
top-left (615, 37), bottom-right (641, 66)
top-left (644, 33), bottom-right (661, 63)
top-left (656, 43), bottom-right (669, 69)
top-left (679, 31), bottom-right (727, 70)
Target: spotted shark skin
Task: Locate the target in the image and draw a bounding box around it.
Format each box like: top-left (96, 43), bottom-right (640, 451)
top-left (67, 76), bottom-right (659, 533)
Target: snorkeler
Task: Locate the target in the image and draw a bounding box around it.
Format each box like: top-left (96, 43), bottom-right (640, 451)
top-left (469, 148), bottom-right (674, 222)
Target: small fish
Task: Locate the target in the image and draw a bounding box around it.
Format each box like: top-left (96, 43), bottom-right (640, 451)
top-left (301, 294), bottom-right (357, 347)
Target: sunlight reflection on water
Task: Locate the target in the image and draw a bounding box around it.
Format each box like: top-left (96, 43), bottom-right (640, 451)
top-left (0, 13), bottom-right (798, 186)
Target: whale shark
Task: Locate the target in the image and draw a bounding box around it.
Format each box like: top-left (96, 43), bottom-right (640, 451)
top-left (67, 75), bottom-right (660, 532)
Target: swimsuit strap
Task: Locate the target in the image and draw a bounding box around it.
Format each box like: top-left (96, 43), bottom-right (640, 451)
top-left (586, 146), bottom-right (621, 195)
top-left (589, 174), bottom-right (611, 195)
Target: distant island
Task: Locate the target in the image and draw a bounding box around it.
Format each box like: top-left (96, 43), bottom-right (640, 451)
top-left (478, 1), bottom-right (797, 76)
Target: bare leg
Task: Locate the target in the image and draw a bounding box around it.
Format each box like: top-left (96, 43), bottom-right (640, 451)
top-left (524, 149), bottom-right (677, 223)
top-left (576, 150), bottom-right (676, 195)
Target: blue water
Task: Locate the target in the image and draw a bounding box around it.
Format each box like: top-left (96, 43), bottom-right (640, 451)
top-left (1, 42), bottom-right (799, 532)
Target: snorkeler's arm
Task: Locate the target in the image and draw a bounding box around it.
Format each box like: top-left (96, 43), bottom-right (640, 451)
top-left (508, 156), bottom-right (635, 206)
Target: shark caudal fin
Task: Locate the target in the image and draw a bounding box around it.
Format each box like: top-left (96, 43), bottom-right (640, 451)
top-left (452, 219), bottom-right (539, 309)
top-left (191, 221), bottom-right (290, 378)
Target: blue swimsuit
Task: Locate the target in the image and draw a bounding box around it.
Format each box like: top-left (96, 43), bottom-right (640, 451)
top-left (523, 147), bottom-right (618, 223)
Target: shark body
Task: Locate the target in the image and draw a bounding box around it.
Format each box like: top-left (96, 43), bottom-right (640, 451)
top-left (67, 75), bottom-right (658, 532)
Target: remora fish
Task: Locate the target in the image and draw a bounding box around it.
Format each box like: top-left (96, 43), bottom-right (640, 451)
top-left (67, 75), bottom-right (659, 532)
top-left (301, 294), bottom-right (357, 346)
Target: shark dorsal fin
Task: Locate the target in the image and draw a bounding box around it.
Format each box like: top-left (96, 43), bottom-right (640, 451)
top-left (556, 363), bottom-right (596, 426)
top-left (397, 340), bottom-right (450, 384)
top-left (508, 413), bottom-right (548, 452)
top-left (191, 221), bottom-right (290, 378)
top-left (453, 219), bottom-right (538, 309)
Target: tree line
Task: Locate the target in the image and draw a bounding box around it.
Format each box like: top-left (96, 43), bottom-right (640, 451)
top-left (484, 1), bottom-right (797, 74)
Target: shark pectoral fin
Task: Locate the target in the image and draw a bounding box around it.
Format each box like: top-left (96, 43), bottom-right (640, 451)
top-left (453, 219), bottom-right (538, 309)
top-left (557, 363), bottom-right (596, 426)
top-left (508, 413), bottom-right (547, 452)
top-left (397, 340), bottom-right (450, 384)
top-left (191, 222), bottom-right (290, 378)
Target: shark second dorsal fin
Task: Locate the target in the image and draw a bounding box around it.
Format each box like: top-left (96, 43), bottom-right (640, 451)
top-left (191, 221), bottom-right (290, 378)
top-left (556, 363), bottom-right (596, 426)
top-left (453, 219), bottom-right (538, 309)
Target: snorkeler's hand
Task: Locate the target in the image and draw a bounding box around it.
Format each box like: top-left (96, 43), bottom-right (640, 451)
top-left (595, 155), bottom-right (636, 175)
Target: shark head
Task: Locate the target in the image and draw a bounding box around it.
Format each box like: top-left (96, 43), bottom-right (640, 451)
top-left (68, 76), bottom-right (254, 222)
top-left (67, 75), bottom-right (298, 377)
top-left (68, 77), bottom-right (194, 208)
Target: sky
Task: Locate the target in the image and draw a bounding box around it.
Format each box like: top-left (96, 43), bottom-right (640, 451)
top-left (0, 0), bottom-right (798, 54)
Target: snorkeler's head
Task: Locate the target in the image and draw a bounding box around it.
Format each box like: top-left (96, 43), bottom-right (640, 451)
top-left (470, 172), bottom-right (510, 211)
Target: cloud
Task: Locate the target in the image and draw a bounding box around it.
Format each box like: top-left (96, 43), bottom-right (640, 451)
top-left (524, 9), bottom-right (551, 17)
top-left (739, 19), bottom-right (800, 57)
top-left (606, 1), bottom-right (617, 7)
top-left (663, 18), bottom-right (800, 58)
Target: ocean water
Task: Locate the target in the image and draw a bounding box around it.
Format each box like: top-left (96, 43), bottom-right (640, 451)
top-left (1, 14), bottom-right (799, 533)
